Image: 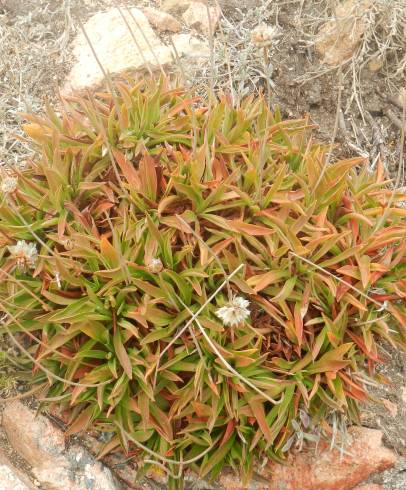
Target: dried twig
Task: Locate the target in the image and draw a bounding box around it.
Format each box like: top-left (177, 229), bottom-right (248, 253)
top-left (314, 65), bottom-right (343, 190)
top-left (383, 107), bottom-right (406, 132)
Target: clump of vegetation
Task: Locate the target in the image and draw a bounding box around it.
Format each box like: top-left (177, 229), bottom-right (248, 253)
top-left (0, 79), bottom-right (405, 488)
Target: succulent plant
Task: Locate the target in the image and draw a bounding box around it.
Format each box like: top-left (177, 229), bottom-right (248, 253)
top-left (1, 79), bottom-right (405, 488)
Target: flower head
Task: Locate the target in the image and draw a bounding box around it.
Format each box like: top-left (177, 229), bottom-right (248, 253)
top-left (251, 24), bottom-right (278, 48)
top-left (147, 257), bottom-right (163, 274)
top-left (215, 296), bottom-right (250, 327)
top-left (8, 240), bottom-right (38, 269)
top-left (1, 176), bottom-right (18, 194)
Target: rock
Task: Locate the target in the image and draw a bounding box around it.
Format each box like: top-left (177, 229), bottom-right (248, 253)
top-left (30, 452), bottom-right (119, 490)
top-left (217, 0), bottom-right (262, 8)
top-left (2, 401), bottom-right (119, 490)
top-left (353, 485), bottom-right (384, 490)
top-left (0, 450), bottom-right (36, 490)
top-left (142, 7), bottom-right (181, 33)
top-left (162, 0), bottom-right (192, 15)
top-left (368, 57), bottom-right (383, 73)
top-left (182, 2), bottom-right (221, 35)
top-left (3, 401), bottom-right (65, 465)
top-left (172, 33), bottom-right (210, 60)
top-left (2, 402), bottom-right (396, 490)
top-left (65, 7), bottom-right (209, 92)
top-left (315, 0), bottom-right (373, 66)
top-left (218, 427), bottom-right (396, 490)
top-left (401, 386), bottom-right (406, 404)
top-left (66, 7), bottom-right (162, 91)
top-left (382, 399), bottom-right (398, 418)
top-left (307, 81), bottom-right (322, 106)
top-left (269, 426), bottom-right (396, 490)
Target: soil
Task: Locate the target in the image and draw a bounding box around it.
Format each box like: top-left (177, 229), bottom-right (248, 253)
top-left (218, 1), bottom-right (405, 181)
top-left (0, 0), bottom-right (405, 489)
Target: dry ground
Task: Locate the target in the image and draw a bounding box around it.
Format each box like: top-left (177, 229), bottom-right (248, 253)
top-left (0, 0), bottom-right (406, 488)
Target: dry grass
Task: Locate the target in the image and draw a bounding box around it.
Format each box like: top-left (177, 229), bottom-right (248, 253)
top-left (0, 0), bottom-right (77, 166)
top-left (297, 0), bottom-right (406, 81)
top-left (295, 0), bottom-right (406, 122)
top-left (190, 1), bottom-right (278, 97)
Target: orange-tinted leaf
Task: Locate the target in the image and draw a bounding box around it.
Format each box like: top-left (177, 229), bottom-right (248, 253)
top-left (230, 220), bottom-right (274, 236)
top-left (112, 148), bottom-right (141, 189)
top-left (100, 235), bottom-right (120, 267)
top-left (113, 331), bottom-right (133, 379)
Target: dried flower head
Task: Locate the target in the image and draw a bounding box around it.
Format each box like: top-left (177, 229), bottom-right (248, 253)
top-left (147, 257), bottom-right (163, 274)
top-left (62, 238), bottom-right (75, 251)
top-left (1, 176), bottom-right (18, 194)
top-left (8, 240), bottom-right (38, 269)
top-left (215, 296), bottom-right (250, 327)
top-left (251, 24), bottom-right (278, 48)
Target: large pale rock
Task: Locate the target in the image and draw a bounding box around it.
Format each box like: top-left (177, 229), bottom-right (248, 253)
top-left (0, 450), bottom-right (36, 490)
top-left (315, 0), bottom-right (373, 66)
top-left (2, 401), bottom-right (119, 490)
top-left (142, 7), bottom-right (181, 33)
top-left (3, 401), bottom-right (65, 465)
top-left (182, 2), bottom-right (221, 36)
top-left (65, 8), bottom-right (209, 92)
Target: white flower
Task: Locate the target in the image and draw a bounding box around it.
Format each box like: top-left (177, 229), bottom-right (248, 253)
top-left (215, 296), bottom-right (250, 327)
top-left (8, 240), bottom-right (38, 269)
top-left (1, 176), bottom-right (18, 194)
top-left (251, 24), bottom-right (278, 48)
top-left (147, 257), bottom-right (163, 273)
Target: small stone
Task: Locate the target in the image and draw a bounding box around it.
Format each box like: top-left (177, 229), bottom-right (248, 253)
top-left (399, 89), bottom-right (406, 109)
top-left (251, 24), bottom-right (278, 48)
top-left (0, 450), bottom-right (36, 490)
top-left (368, 57), bottom-right (383, 73)
top-left (308, 81), bottom-right (322, 106)
top-left (315, 0), bottom-right (373, 66)
top-left (142, 7), bottom-right (181, 33)
top-left (401, 386), bottom-right (406, 404)
top-left (217, 0), bottom-right (262, 8)
top-left (382, 399), bottom-right (398, 418)
top-left (172, 33), bottom-right (211, 60)
top-left (182, 2), bottom-right (221, 36)
top-left (162, 0), bottom-right (192, 15)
